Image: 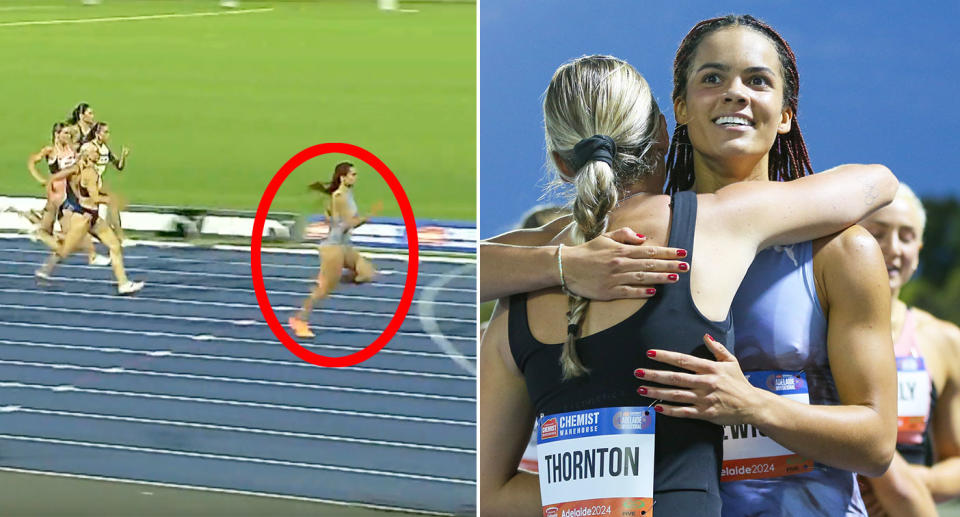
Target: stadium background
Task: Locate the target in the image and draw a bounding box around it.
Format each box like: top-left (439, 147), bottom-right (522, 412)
top-left (479, 0), bottom-right (960, 358)
top-left (0, 1), bottom-right (475, 516)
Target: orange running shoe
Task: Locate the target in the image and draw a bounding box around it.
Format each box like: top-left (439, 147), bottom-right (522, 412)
top-left (288, 316), bottom-right (315, 338)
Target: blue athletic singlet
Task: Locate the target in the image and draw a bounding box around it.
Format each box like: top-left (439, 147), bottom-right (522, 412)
top-left (720, 242), bottom-right (867, 517)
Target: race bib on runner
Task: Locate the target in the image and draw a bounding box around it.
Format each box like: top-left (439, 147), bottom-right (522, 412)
top-left (897, 357), bottom-right (930, 441)
top-left (721, 371), bottom-right (814, 482)
top-left (537, 407), bottom-right (655, 517)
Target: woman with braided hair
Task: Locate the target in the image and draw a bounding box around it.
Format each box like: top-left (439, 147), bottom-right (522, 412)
top-left (478, 53), bottom-right (898, 516)
top-left (621, 16), bottom-right (901, 516)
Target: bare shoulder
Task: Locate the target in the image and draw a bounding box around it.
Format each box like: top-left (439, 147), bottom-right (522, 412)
top-left (812, 225), bottom-right (886, 310)
top-left (813, 224), bottom-right (881, 261)
top-left (914, 308), bottom-right (960, 362)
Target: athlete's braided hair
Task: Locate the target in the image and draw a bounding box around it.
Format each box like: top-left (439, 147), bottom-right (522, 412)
top-left (544, 55), bottom-right (663, 379)
top-left (665, 15), bottom-right (813, 193)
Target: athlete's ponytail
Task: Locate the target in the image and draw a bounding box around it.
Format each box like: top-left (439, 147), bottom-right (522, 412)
top-left (69, 103), bottom-right (91, 125)
top-left (543, 55), bottom-right (663, 379)
top-left (308, 161), bottom-right (354, 195)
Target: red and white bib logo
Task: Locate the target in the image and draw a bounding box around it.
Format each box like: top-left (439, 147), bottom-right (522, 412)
top-left (541, 418), bottom-right (558, 440)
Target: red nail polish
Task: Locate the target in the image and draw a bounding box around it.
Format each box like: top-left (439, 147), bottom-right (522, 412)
top-left (646, 350), bottom-right (656, 358)
top-left (706, 334), bottom-right (715, 341)
top-left (636, 233), bottom-right (645, 239)
top-left (678, 263), bottom-right (688, 271)
top-left (668, 274), bottom-right (678, 281)
top-left (655, 405), bottom-right (664, 413)
top-left (634, 369), bottom-right (645, 378)
top-left (637, 386), bottom-right (648, 395)
top-left (677, 249), bottom-right (687, 257)
top-left (646, 288), bottom-right (656, 295)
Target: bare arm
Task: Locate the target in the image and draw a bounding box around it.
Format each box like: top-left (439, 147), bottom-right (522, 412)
top-left (864, 452), bottom-right (938, 517)
top-left (705, 164), bottom-right (898, 251)
top-left (478, 301), bottom-right (541, 516)
top-left (27, 147), bottom-right (53, 185)
top-left (80, 168), bottom-right (109, 206)
top-left (481, 218), bottom-right (688, 302)
top-left (110, 146), bottom-right (129, 171)
top-left (917, 320), bottom-right (960, 502)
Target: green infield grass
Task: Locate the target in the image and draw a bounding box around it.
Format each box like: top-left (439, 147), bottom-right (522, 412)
top-left (0, 0), bottom-right (475, 221)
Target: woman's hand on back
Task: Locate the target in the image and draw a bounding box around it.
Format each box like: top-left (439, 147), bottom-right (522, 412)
top-left (563, 227), bottom-right (689, 301)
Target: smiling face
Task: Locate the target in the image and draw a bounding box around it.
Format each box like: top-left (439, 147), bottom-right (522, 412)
top-left (861, 194), bottom-right (925, 293)
top-left (674, 26), bottom-right (793, 176)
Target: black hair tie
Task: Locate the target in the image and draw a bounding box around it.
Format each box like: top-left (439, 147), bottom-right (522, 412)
top-left (570, 134), bottom-right (617, 172)
top-left (567, 323), bottom-right (581, 335)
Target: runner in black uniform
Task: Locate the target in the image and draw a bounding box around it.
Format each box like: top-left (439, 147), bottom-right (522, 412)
top-left (68, 103), bottom-right (96, 144)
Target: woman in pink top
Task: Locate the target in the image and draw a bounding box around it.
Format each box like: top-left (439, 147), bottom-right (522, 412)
top-left (859, 185), bottom-right (960, 516)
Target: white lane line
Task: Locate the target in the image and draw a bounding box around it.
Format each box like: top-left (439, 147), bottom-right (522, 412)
top-left (0, 467), bottom-right (454, 517)
top-left (418, 264), bottom-right (477, 376)
top-left (0, 305), bottom-right (474, 344)
top-left (0, 259), bottom-right (475, 293)
top-left (0, 288), bottom-right (475, 324)
top-left (0, 248), bottom-right (474, 280)
top-left (0, 8), bottom-right (274, 28)
top-left (0, 233), bottom-right (474, 264)
top-left (0, 272), bottom-right (475, 308)
top-left (0, 340), bottom-right (474, 381)
top-left (9, 407), bottom-right (473, 453)
top-left (0, 358), bottom-right (474, 402)
top-left (0, 434), bottom-right (472, 485)
top-left (0, 6), bottom-right (58, 12)
top-left (0, 381), bottom-right (474, 426)
top-left (0, 321), bottom-right (476, 359)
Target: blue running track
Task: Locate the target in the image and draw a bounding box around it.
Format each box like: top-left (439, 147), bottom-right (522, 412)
top-left (0, 237), bottom-right (476, 515)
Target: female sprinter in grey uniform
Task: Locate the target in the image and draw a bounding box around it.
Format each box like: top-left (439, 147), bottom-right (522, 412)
top-left (289, 162), bottom-right (377, 338)
top-left (36, 143), bottom-right (143, 295)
